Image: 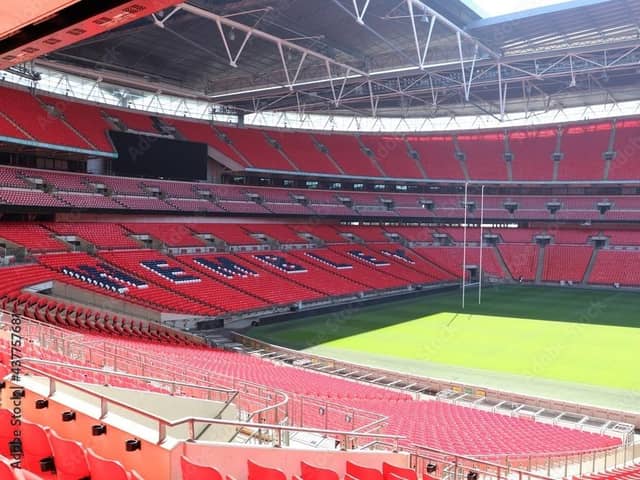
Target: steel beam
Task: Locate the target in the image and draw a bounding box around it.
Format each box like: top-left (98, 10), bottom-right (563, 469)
top-left (406, 0), bottom-right (501, 59)
top-left (180, 2), bottom-right (369, 78)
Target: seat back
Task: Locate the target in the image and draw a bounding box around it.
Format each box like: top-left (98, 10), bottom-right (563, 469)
top-left (0, 458), bottom-right (16, 480)
top-left (382, 463), bottom-right (417, 480)
top-left (346, 461), bottom-right (383, 480)
top-left (0, 409), bottom-right (14, 458)
top-left (300, 461), bottom-right (340, 480)
top-left (247, 460), bottom-right (286, 480)
top-left (180, 456), bottom-right (223, 480)
top-left (21, 420), bottom-right (54, 474)
top-left (47, 429), bottom-right (90, 480)
top-left (86, 448), bottom-right (130, 480)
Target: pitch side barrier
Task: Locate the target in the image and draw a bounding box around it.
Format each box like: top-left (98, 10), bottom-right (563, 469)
top-left (246, 282), bottom-right (459, 327)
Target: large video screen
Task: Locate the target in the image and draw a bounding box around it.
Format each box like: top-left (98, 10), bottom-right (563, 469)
top-left (109, 131), bottom-right (207, 181)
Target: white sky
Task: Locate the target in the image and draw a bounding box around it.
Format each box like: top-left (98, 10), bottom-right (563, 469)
top-left (465, 0), bottom-right (573, 18)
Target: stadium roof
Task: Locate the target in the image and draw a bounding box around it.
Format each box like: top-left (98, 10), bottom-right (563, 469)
top-left (11, 0), bottom-right (640, 120)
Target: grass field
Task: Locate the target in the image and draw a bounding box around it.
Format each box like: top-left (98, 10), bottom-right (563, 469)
top-left (248, 285), bottom-right (640, 410)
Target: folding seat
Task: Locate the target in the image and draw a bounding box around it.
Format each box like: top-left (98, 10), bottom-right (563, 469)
top-left (382, 463), bottom-right (421, 480)
top-left (180, 455), bottom-right (223, 480)
top-left (47, 430), bottom-right (90, 480)
top-left (295, 461), bottom-right (339, 480)
top-left (20, 421), bottom-right (55, 478)
top-left (247, 460), bottom-right (286, 480)
top-left (346, 462), bottom-right (383, 480)
top-left (86, 448), bottom-right (132, 480)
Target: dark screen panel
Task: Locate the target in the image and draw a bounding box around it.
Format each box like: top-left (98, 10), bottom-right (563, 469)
top-left (109, 131), bottom-right (207, 181)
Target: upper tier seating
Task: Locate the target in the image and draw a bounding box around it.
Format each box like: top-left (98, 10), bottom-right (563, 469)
top-left (406, 135), bottom-right (463, 180)
top-left (608, 119), bottom-right (640, 180)
top-left (0, 112), bottom-right (30, 140)
top-left (317, 134), bottom-right (382, 177)
top-left (268, 131), bottom-right (341, 175)
top-left (40, 95), bottom-right (115, 152)
top-left (0, 86), bottom-right (91, 149)
top-left (0, 85), bottom-right (637, 183)
top-left (217, 126), bottom-right (294, 171)
top-left (102, 107), bottom-right (156, 133)
top-left (508, 129), bottom-right (556, 181)
top-left (360, 135), bottom-right (424, 179)
top-left (557, 123), bottom-right (610, 181)
top-left (457, 133), bottom-right (508, 180)
top-left (170, 118), bottom-right (249, 166)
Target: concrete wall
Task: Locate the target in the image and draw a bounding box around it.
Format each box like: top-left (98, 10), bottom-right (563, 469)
top-left (52, 281), bottom-right (161, 321)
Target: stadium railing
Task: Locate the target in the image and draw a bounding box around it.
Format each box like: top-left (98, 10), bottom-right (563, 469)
top-left (233, 332), bottom-right (639, 476)
top-left (0, 310), bottom-right (388, 435)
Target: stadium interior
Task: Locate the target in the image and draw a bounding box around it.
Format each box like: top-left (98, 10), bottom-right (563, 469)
top-left (0, 0), bottom-right (639, 479)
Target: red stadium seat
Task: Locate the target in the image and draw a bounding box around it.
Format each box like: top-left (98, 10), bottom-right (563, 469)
top-left (0, 410), bottom-right (14, 458)
top-left (382, 462), bottom-right (418, 480)
top-left (47, 430), bottom-right (90, 480)
top-left (346, 461), bottom-right (383, 480)
top-left (20, 421), bottom-right (55, 478)
top-left (247, 460), bottom-right (286, 480)
top-left (86, 448), bottom-right (131, 480)
top-left (298, 461), bottom-right (339, 480)
top-left (180, 455), bottom-right (223, 480)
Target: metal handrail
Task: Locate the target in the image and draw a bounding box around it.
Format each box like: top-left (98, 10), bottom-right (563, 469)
top-left (4, 312), bottom-right (386, 435)
top-left (19, 357), bottom-right (239, 398)
top-left (2, 312), bottom-right (289, 423)
top-left (12, 362), bottom-right (402, 451)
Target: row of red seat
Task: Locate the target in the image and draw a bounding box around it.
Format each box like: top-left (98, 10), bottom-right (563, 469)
top-left (4, 85), bottom-right (640, 180)
top-left (181, 456), bottom-right (430, 480)
top-left (0, 409), bottom-right (142, 480)
top-left (81, 336), bottom-right (620, 458)
top-left (580, 463), bottom-right (640, 480)
top-left (4, 165), bottom-right (640, 220)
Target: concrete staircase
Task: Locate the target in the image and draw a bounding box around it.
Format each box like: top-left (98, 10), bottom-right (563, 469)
top-left (535, 245), bottom-right (546, 284)
top-left (493, 245), bottom-right (513, 281)
top-left (310, 134), bottom-right (345, 174)
top-left (582, 247), bottom-right (599, 285)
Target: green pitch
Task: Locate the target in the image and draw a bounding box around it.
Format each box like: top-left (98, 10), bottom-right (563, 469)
top-left (248, 285), bottom-right (640, 411)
